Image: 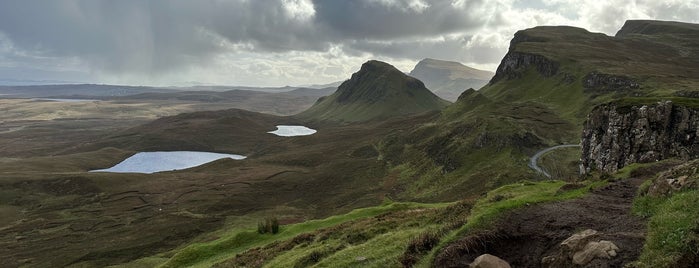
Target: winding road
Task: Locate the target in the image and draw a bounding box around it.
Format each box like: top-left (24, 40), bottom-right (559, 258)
top-left (529, 144), bottom-right (581, 178)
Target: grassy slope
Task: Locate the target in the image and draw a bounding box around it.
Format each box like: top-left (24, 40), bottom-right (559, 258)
top-left (633, 190), bottom-right (699, 267)
top-left (157, 202), bottom-right (450, 268)
top-left (631, 159), bottom-right (699, 267)
top-left (378, 83), bottom-right (578, 201)
top-left (161, 180), bottom-right (602, 268)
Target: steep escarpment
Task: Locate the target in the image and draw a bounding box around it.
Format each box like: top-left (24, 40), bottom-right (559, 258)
top-left (298, 60), bottom-right (448, 123)
top-left (490, 51), bottom-right (559, 84)
top-left (581, 100), bottom-right (699, 173)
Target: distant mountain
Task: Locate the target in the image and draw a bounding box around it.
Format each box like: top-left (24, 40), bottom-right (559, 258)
top-left (298, 60), bottom-right (449, 122)
top-left (300, 81), bottom-right (344, 89)
top-left (409, 58), bottom-right (494, 101)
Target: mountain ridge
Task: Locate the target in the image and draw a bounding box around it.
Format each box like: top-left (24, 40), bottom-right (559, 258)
top-left (298, 60), bottom-right (448, 122)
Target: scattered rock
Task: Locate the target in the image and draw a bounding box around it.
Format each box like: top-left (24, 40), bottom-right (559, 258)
top-left (470, 254), bottom-right (511, 268)
top-left (355, 256), bottom-right (367, 262)
top-left (542, 230), bottom-right (623, 267)
top-left (561, 229), bottom-right (599, 250)
top-left (572, 240), bottom-right (620, 265)
top-left (645, 159), bottom-right (699, 197)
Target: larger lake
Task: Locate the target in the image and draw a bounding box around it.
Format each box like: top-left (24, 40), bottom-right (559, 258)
top-left (90, 151), bottom-right (246, 174)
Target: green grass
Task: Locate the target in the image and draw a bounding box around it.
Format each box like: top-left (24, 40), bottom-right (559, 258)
top-left (612, 162), bottom-right (653, 180)
top-left (417, 179), bottom-right (607, 267)
top-left (159, 201), bottom-right (449, 268)
top-left (634, 190), bottom-right (699, 267)
top-left (265, 228), bottom-right (427, 268)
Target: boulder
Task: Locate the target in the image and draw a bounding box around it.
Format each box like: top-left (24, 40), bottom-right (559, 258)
top-left (572, 240), bottom-right (620, 265)
top-left (470, 254), bottom-right (511, 268)
top-left (561, 229), bottom-right (598, 251)
top-left (542, 230), bottom-right (621, 267)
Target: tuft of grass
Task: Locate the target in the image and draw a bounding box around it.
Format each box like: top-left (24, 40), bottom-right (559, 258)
top-left (159, 201), bottom-right (448, 268)
top-left (634, 190), bottom-right (699, 267)
top-left (257, 217), bottom-right (280, 234)
top-left (400, 230), bottom-right (443, 267)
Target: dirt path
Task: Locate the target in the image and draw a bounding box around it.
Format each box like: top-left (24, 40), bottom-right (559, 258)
top-left (436, 178), bottom-right (647, 267)
top-left (528, 144), bottom-right (580, 178)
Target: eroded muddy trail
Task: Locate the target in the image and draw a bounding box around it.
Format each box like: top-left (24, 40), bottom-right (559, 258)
top-left (437, 178), bottom-right (646, 268)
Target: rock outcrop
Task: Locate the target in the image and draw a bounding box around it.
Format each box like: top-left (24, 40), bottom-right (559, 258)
top-left (642, 159), bottom-right (699, 197)
top-left (582, 72), bottom-right (640, 91)
top-left (581, 100), bottom-right (699, 173)
top-left (490, 52), bottom-right (559, 83)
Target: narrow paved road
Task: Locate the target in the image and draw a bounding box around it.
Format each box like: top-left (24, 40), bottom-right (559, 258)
top-left (528, 144), bottom-right (580, 178)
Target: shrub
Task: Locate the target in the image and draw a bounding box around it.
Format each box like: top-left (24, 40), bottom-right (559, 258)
top-left (257, 217), bottom-right (281, 234)
top-left (399, 230), bottom-right (442, 267)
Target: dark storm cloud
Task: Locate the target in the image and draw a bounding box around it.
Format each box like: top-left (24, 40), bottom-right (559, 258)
top-left (311, 0), bottom-right (485, 39)
top-left (0, 0), bottom-right (491, 75)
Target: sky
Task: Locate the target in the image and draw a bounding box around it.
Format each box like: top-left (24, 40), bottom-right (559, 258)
top-left (0, 0), bottom-right (697, 87)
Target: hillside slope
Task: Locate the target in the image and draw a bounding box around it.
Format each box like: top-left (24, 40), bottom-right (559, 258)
top-left (409, 58), bottom-right (494, 101)
top-left (377, 19), bottom-right (699, 201)
top-left (298, 60), bottom-right (449, 123)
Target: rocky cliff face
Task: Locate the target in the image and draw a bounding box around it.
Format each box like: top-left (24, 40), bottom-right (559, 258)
top-left (581, 100), bottom-right (699, 173)
top-left (583, 72), bottom-right (640, 91)
top-left (489, 52), bottom-right (559, 84)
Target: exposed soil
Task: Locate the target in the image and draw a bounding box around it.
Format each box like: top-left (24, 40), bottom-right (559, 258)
top-left (436, 178), bottom-right (647, 268)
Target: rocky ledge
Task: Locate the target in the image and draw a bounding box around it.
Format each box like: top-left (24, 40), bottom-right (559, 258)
top-left (583, 72), bottom-right (640, 91)
top-left (581, 100), bottom-right (699, 173)
top-left (490, 51), bottom-right (559, 83)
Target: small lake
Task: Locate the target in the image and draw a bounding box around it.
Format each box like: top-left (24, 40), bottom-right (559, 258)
top-left (90, 151), bottom-right (246, 174)
top-left (267, 125), bottom-right (317, 137)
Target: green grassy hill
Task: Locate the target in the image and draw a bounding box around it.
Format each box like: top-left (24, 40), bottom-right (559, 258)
top-left (375, 19), bottom-right (699, 201)
top-left (298, 60), bottom-right (449, 123)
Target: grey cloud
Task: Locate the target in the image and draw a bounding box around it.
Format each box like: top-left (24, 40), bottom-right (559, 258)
top-left (0, 0), bottom-right (697, 85)
top-left (311, 0), bottom-right (486, 39)
top-left (0, 0), bottom-right (495, 77)
top-left (345, 35), bottom-right (505, 65)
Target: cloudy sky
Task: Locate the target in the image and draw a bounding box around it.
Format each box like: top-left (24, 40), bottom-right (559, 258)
top-left (0, 0), bottom-right (697, 87)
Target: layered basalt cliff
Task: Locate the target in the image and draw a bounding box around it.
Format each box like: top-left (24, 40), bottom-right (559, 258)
top-left (489, 52), bottom-right (559, 83)
top-left (581, 100), bottom-right (699, 173)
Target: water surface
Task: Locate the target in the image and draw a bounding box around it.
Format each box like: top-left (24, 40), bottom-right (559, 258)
top-left (90, 151), bottom-right (246, 174)
top-left (267, 125), bottom-right (317, 137)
